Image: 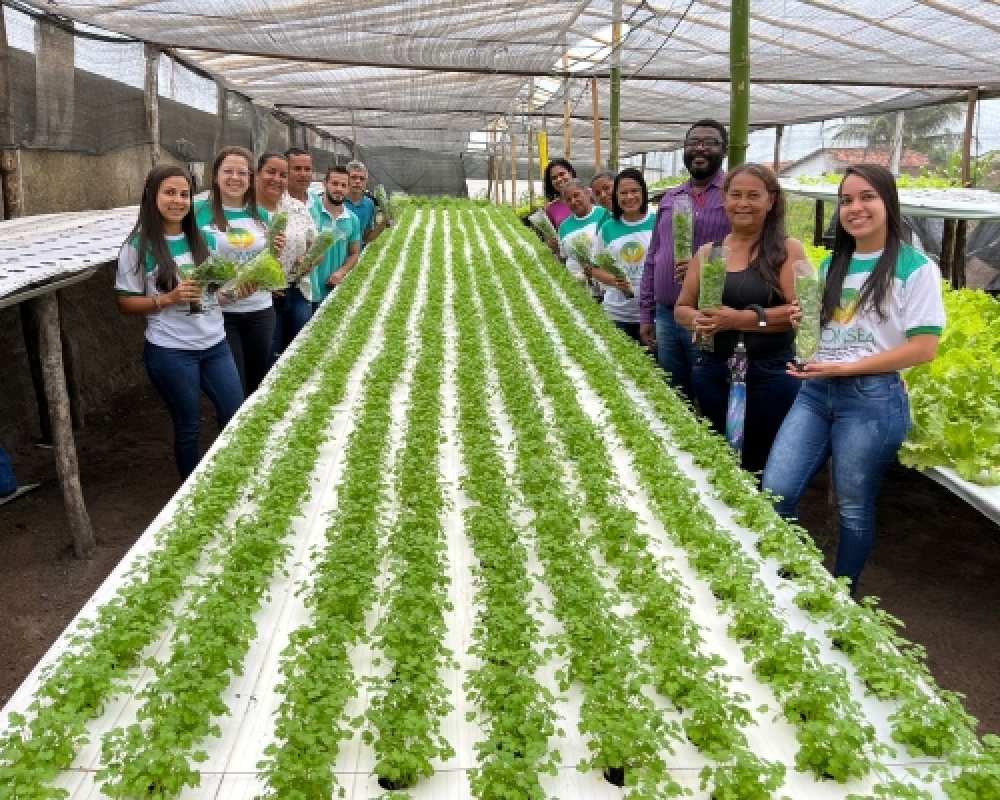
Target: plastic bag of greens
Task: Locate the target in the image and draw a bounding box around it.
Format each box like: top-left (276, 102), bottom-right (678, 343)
top-left (191, 254), bottom-right (238, 285)
top-left (672, 194), bottom-right (694, 266)
top-left (593, 251), bottom-right (633, 297)
top-left (528, 208), bottom-right (559, 243)
top-left (374, 184), bottom-right (394, 224)
top-left (794, 259), bottom-right (823, 365)
top-left (568, 236), bottom-right (595, 271)
top-left (223, 250), bottom-right (287, 296)
top-left (697, 244), bottom-right (729, 351)
top-left (267, 211), bottom-right (288, 257)
top-left (293, 231), bottom-right (338, 283)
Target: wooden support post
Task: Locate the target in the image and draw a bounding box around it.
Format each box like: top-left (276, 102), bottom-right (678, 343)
top-left (351, 109), bottom-right (359, 160)
top-left (609, 0), bottom-right (622, 171)
top-left (215, 81), bottom-right (228, 152)
top-left (562, 53), bottom-right (571, 159)
top-left (58, 291), bottom-right (85, 429)
top-left (0, 8), bottom-right (14, 220)
top-left (640, 152), bottom-right (647, 179)
top-left (144, 44), bottom-right (161, 167)
top-left (591, 77), bottom-right (601, 170)
top-left (813, 199), bottom-right (825, 247)
top-left (510, 128), bottom-right (517, 209)
top-left (773, 125), bottom-right (784, 173)
top-left (30, 293), bottom-right (95, 559)
top-left (527, 128), bottom-right (535, 207)
top-left (952, 87), bottom-right (980, 290)
top-left (0, 148), bottom-right (22, 221)
top-left (500, 133), bottom-right (507, 205)
top-left (20, 303), bottom-right (51, 443)
top-left (940, 218), bottom-right (956, 285)
top-left (729, 0), bottom-right (750, 168)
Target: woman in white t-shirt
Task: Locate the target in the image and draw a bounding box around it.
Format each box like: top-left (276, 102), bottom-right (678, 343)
top-left (195, 146), bottom-right (282, 396)
top-left (763, 165), bottom-right (944, 596)
top-left (115, 165), bottom-right (244, 480)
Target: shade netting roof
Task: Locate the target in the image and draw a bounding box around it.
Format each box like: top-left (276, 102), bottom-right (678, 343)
top-left (11, 1), bottom-right (1000, 156)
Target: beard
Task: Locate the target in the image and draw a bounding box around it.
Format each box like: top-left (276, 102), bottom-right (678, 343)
top-left (326, 190), bottom-right (345, 205)
top-left (683, 150), bottom-right (725, 180)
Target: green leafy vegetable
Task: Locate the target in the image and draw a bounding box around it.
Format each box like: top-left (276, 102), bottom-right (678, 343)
top-left (795, 267), bottom-right (823, 362)
top-left (672, 198), bottom-right (694, 263)
top-left (232, 251), bottom-right (287, 292)
top-left (900, 288), bottom-right (1000, 485)
top-left (527, 208), bottom-right (558, 242)
top-left (267, 211), bottom-right (288, 257)
top-left (292, 231), bottom-right (337, 282)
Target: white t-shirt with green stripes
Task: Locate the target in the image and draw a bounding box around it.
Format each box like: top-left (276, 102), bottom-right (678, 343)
top-left (818, 244), bottom-right (945, 364)
top-left (115, 233), bottom-right (226, 350)
top-left (195, 200), bottom-right (273, 314)
top-left (594, 210), bottom-right (655, 324)
top-left (558, 206), bottom-right (608, 276)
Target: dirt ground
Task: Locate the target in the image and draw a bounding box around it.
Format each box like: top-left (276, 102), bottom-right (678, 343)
top-left (1, 385), bottom-right (998, 737)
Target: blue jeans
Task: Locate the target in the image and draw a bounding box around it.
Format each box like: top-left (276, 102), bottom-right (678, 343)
top-left (762, 373), bottom-right (911, 594)
top-left (655, 303), bottom-right (698, 403)
top-left (692, 349), bottom-right (799, 475)
top-left (0, 444), bottom-right (17, 496)
top-left (272, 286), bottom-right (314, 362)
top-left (144, 340), bottom-right (245, 481)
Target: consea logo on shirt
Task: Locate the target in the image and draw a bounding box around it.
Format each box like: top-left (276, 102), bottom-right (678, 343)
top-left (832, 288), bottom-right (860, 324)
top-left (821, 325), bottom-right (875, 346)
top-left (620, 241), bottom-right (646, 265)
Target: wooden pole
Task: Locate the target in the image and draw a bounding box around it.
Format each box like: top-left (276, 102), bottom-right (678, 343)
top-left (640, 152), bottom-right (647, 180)
top-left (729, 0), bottom-right (750, 168)
top-left (609, 0), bottom-right (622, 171)
top-left (351, 108), bottom-right (359, 160)
top-left (813, 199), bottom-right (825, 247)
top-left (940, 218), bottom-right (956, 284)
top-left (0, 8), bottom-right (12, 218)
top-left (500, 132), bottom-right (507, 205)
top-left (0, 148), bottom-right (22, 220)
top-left (510, 127), bottom-right (517, 210)
top-left (772, 125), bottom-right (784, 174)
top-left (562, 53), bottom-right (571, 159)
top-left (591, 77), bottom-right (601, 171)
top-left (31, 293), bottom-right (95, 559)
top-left (144, 44), bottom-right (161, 167)
top-left (953, 87), bottom-right (980, 289)
top-left (214, 81), bottom-right (227, 153)
top-left (527, 128), bottom-right (536, 207)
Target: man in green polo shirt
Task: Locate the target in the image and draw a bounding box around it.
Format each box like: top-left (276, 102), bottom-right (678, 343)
top-left (308, 165), bottom-right (362, 305)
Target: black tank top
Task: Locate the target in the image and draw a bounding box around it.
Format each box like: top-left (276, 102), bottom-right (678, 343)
top-left (711, 242), bottom-right (795, 360)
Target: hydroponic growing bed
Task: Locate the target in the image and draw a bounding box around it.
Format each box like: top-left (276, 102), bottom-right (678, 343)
top-left (2, 201), bottom-right (996, 800)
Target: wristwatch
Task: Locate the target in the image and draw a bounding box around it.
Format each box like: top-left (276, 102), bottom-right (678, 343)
top-left (746, 303), bottom-right (768, 327)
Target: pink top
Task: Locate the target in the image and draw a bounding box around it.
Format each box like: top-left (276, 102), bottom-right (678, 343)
top-left (545, 200), bottom-right (572, 231)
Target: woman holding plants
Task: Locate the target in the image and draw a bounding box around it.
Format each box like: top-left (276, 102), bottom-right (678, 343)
top-left (542, 158), bottom-right (577, 256)
top-left (675, 163), bottom-right (806, 475)
top-left (591, 168), bottom-right (655, 342)
top-left (196, 146), bottom-right (283, 395)
top-left (255, 152), bottom-right (317, 361)
top-left (763, 164), bottom-right (944, 596)
top-left (115, 164), bottom-right (244, 481)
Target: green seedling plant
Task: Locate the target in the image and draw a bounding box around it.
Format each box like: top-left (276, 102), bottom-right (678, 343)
top-left (0, 213), bottom-right (409, 800)
top-left (450, 209), bottom-right (562, 798)
top-left (494, 204), bottom-right (987, 785)
top-left (97, 212), bottom-right (423, 799)
top-left (257, 211), bottom-right (427, 798)
top-left (472, 209), bottom-right (784, 797)
top-left (364, 214), bottom-right (457, 789)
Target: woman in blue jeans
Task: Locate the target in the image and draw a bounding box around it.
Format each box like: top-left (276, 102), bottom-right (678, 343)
top-left (763, 165), bottom-right (944, 595)
top-left (116, 164), bottom-right (245, 480)
top-left (676, 163), bottom-right (807, 474)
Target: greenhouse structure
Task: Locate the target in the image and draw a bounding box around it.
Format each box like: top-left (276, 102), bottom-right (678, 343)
top-left (1, 2), bottom-right (1000, 799)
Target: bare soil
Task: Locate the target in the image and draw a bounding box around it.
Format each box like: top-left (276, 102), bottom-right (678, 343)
top-left (1, 386), bottom-right (998, 736)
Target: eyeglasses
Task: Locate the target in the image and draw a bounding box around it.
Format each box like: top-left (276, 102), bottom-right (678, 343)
top-left (684, 137), bottom-right (724, 151)
top-left (220, 168), bottom-right (250, 179)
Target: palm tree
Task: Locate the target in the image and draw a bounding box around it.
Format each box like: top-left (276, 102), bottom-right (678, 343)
top-left (832, 105), bottom-right (962, 156)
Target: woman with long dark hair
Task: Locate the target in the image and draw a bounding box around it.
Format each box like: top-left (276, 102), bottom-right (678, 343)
top-left (256, 151), bottom-right (317, 361)
top-left (542, 157), bottom-right (577, 256)
top-left (591, 168), bottom-right (654, 341)
top-left (763, 165), bottom-right (944, 596)
top-left (195, 146), bottom-right (282, 395)
top-left (115, 165), bottom-right (244, 480)
top-left (675, 163), bottom-right (806, 473)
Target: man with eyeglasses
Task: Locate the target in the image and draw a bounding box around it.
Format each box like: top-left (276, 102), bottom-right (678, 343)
top-left (639, 119), bottom-right (732, 403)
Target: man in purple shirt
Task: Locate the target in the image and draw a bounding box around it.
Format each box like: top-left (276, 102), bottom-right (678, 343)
top-left (640, 120), bottom-right (732, 402)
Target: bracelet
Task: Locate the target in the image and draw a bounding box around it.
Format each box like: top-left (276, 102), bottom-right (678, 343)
top-left (746, 303), bottom-right (767, 327)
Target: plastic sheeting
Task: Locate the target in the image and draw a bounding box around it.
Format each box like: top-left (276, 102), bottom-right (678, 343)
top-left (781, 180), bottom-right (1000, 221)
top-left (7, 1), bottom-right (1000, 157)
